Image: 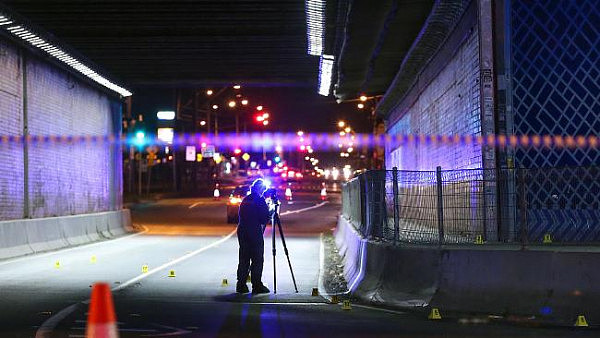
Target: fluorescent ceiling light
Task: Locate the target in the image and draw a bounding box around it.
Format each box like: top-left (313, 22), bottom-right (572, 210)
top-left (0, 12), bottom-right (132, 97)
top-left (318, 55), bottom-right (334, 96)
top-left (305, 0), bottom-right (326, 56)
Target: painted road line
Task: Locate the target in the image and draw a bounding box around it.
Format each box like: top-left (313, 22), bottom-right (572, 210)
top-left (36, 228), bottom-right (237, 337)
top-left (280, 201), bottom-right (328, 216)
top-left (112, 229), bottom-right (237, 292)
top-left (188, 201), bottom-right (205, 209)
top-left (0, 225), bottom-right (149, 268)
top-left (317, 233), bottom-right (329, 301)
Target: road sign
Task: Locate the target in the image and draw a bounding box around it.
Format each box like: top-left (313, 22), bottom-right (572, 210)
top-left (185, 146), bottom-right (196, 162)
top-left (202, 145), bottom-right (215, 157)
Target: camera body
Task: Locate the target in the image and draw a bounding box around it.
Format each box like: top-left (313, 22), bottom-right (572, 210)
top-left (263, 187), bottom-right (278, 201)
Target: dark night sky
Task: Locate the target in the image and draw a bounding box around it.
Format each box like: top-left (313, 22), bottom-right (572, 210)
top-left (2, 0), bottom-right (370, 135)
top-left (2, 0), bottom-right (372, 168)
top-left (132, 86), bottom-right (369, 134)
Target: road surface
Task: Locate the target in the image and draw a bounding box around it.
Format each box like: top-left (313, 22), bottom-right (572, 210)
top-left (0, 191), bottom-right (596, 337)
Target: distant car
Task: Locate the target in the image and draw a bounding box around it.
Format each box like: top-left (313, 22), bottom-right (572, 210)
top-left (226, 186), bottom-right (249, 223)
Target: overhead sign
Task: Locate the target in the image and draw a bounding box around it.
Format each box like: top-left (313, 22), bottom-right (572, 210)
top-left (157, 128), bottom-right (174, 144)
top-left (185, 146), bottom-right (196, 162)
top-left (157, 111), bottom-right (175, 120)
top-left (202, 145), bottom-right (215, 157)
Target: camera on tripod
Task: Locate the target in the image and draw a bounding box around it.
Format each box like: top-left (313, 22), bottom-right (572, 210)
top-left (263, 187), bottom-right (279, 203)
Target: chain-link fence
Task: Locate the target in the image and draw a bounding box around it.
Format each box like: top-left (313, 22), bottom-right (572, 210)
top-left (342, 166), bottom-right (600, 245)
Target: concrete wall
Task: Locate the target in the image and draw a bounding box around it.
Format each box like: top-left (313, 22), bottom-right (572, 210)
top-left (385, 7), bottom-right (482, 171)
top-left (0, 35), bottom-right (122, 221)
top-left (0, 38), bottom-right (24, 220)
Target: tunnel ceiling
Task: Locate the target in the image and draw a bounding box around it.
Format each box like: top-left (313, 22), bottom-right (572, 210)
top-left (333, 0), bottom-right (434, 101)
top-left (1, 0), bottom-right (319, 88)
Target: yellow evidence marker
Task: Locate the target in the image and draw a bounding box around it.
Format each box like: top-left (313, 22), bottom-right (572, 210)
top-left (341, 300), bottom-right (352, 311)
top-left (428, 308), bottom-right (442, 320)
top-left (221, 278), bottom-right (229, 286)
top-left (575, 315), bottom-right (589, 327)
top-left (142, 265), bottom-right (149, 273)
top-left (90, 255), bottom-right (97, 264)
top-left (168, 269), bottom-right (176, 278)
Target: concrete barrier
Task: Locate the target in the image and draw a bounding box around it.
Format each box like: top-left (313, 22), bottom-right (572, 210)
top-left (335, 215), bottom-right (600, 325)
top-left (0, 220), bottom-right (33, 259)
top-left (0, 209), bottom-right (133, 260)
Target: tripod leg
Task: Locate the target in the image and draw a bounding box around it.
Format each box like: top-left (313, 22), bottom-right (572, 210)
top-left (272, 216), bottom-right (277, 294)
top-left (275, 214), bottom-right (299, 293)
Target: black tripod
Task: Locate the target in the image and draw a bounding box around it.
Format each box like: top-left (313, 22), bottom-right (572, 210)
top-left (270, 198), bottom-right (299, 294)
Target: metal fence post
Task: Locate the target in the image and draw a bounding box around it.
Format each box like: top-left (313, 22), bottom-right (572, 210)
top-left (518, 168), bottom-right (528, 249)
top-left (436, 166), bottom-right (444, 245)
top-left (392, 167), bottom-right (400, 244)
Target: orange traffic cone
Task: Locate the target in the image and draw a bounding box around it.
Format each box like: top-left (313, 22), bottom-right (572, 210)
top-left (86, 282), bottom-right (118, 338)
top-left (213, 183), bottom-right (221, 200)
top-left (320, 187), bottom-right (327, 201)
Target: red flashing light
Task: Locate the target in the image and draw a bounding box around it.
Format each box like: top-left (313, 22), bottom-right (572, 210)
top-left (256, 115), bottom-right (264, 122)
top-left (234, 148), bottom-right (242, 155)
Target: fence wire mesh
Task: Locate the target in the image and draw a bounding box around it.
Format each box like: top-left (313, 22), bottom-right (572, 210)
top-left (342, 166), bottom-right (600, 245)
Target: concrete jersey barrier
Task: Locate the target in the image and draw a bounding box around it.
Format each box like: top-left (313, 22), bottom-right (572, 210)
top-left (0, 209), bottom-right (132, 260)
top-left (335, 216), bottom-right (600, 325)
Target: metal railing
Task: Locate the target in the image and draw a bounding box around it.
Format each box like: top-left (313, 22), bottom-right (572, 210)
top-left (342, 166), bottom-right (600, 245)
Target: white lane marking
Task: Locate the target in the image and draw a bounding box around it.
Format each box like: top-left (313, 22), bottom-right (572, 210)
top-left (35, 228), bottom-right (237, 337)
top-left (317, 233), bottom-right (329, 300)
top-left (112, 229), bottom-right (237, 292)
top-left (188, 201), bottom-right (205, 209)
top-left (280, 201), bottom-right (328, 216)
top-left (352, 304), bottom-right (407, 315)
top-left (0, 225), bottom-right (149, 268)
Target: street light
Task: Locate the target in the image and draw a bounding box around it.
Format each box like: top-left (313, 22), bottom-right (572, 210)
top-left (200, 120), bottom-right (206, 126)
top-left (233, 84), bottom-right (241, 89)
top-left (206, 89), bottom-right (213, 96)
top-left (228, 100), bottom-right (236, 108)
top-left (241, 99), bottom-right (248, 105)
top-left (337, 121), bottom-right (345, 128)
top-left (212, 104), bottom-right (218, 110)
top-left (297, 131), bottom-right (304, 136)
top-left (359, 95), bottom-right (367, 102)
top-left (357, 103), bottom-right (365, 109)
top-left (344, 127), bottom-right (351, 133)
top-left (256, 105), bottom-right (263, 111)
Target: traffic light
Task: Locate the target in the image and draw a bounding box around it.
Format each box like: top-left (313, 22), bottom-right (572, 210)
top-left (134, 131), bottom-right (146, 148)
top-left (255, 111), bottom-right (270, 126)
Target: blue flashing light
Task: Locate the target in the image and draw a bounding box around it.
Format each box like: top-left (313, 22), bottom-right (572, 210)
top-left (274, 156), bottom-right (281, 163)
top-left (540, 306), bottom-right (552, 316)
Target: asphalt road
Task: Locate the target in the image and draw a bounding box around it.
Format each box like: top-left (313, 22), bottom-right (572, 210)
top-left (0, 191), bottom-right (597, 337)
